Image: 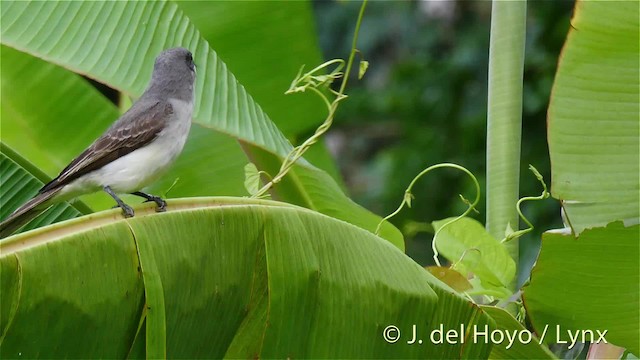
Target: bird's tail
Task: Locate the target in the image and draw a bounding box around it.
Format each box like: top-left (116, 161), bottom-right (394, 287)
top-left (0, 189), bottom-right (60, 238)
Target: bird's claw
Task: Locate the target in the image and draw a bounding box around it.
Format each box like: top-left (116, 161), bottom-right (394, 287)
top-left (121, 204), bottom-right (135, 218)
top-left (156, 200), bottom-right (167, 212)
top-left (112, 204), bottom-right (135, 217)
top-left (143, 196), bottom-right (167, 212)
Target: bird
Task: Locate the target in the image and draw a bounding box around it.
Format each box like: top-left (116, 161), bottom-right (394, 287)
top-left (0, 47), bottom-right (196, 238)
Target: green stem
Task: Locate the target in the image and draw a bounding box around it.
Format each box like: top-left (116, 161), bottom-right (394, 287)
top-left (485, 0), bottom-right (527, 289)
top-left (374, 163), bottom-right (481, 266)
top-left (502, 165), bottom-right (549, 243)
top-left (338, 1), bottom-right (367, 95)
top-left (252, 0), bottom-right (368, 199)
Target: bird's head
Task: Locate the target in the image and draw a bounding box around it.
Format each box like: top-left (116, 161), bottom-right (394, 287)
top-left (154, 47), bottom-right (196, 78)
top-left (148, 47), bottom-right (196, 100)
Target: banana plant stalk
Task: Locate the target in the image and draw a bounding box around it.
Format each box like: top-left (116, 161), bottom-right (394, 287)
top-left (485, 0), bottom-right (527, 289)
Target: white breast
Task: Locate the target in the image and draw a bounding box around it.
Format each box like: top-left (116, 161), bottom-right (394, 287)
top-left (58, 98), bottom-right (193, 199)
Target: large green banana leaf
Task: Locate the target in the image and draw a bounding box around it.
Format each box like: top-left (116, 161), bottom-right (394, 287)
top-left (0, 144), bottom-right (89, 233)
top-left (526, 1), bottom-right (639, 356)
top-left (0, 1), bottom-right (402, 247)
top-left (524, 223), bottom-right (639, 354)
top-left (1, 198), bottom-right (493, 358)
top-left (547, 1), bottom-right (639, 234)
top-left (481, 306), bottom-right (555, 359)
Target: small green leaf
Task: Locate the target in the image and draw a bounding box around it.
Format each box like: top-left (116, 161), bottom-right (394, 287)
top-left (466, 278), bottom-right (511, 299)
top-left (404, 191), bottom-right (414, 208)
top-left (358, 60), bottom-right (369, 79)
top-left (425, 266), bottom-right (472, 293)
top-left (433, 217), bottom-right (515, 296)
top-left (244, 163), bottom-right (261, 196)
top-left (504, 222), bottom-right (515, 239)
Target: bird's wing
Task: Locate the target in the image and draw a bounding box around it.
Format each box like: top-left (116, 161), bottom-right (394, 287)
top-left (41, 100), bottom-right (174, 192)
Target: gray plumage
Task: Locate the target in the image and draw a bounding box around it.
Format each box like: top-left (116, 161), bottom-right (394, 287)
top-left (1, 47), bottom-right (196, 238)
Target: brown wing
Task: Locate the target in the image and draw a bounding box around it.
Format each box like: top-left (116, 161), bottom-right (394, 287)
top-left (41, 100), bottom-right (173, 193)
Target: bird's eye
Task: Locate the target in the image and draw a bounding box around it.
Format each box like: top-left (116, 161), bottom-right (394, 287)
top-left (185, 53), bottom-right (196, 72)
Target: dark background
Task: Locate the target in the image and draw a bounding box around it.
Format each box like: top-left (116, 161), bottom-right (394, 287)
top-left (311, 0), bottom-right (573, 279)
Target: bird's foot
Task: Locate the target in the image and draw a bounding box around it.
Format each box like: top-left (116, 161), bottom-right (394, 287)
top-left (104, 186), bottom-right (135, 218)
top-left (131, 191), bottom-right (166, 212)
top-left (120, 203), bottom-right (135, 218)
top-left (110, 201), bottom-right (135, 217)
top-left (145, 196), bottom-right (167, 212)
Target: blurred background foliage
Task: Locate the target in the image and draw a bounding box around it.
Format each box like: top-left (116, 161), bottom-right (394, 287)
top-left (309, 0), bottom-right (572, 272)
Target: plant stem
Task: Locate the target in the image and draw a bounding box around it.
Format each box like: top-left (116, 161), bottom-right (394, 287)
top-left (486, 0), bottom-right (527, 289)
top-left (252, 0), bottom-right (368, 199)
top-left (338, 1), bottom-right (367, 95)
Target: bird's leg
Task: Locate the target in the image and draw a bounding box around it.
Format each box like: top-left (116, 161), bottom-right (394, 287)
top-left (131, 191), bottom-right (167, 212)
top-left (103, 186), bottom-right (135, 218)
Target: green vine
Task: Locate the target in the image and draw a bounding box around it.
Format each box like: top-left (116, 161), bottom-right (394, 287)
top-left (162, 177), bottom-right (180, 199)
top-left (251, 1), bottom-right (369, 199)
top-left (501, 164), bottom-right (549, 243)
top-left (374, 163), bottom-right (481, 266)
